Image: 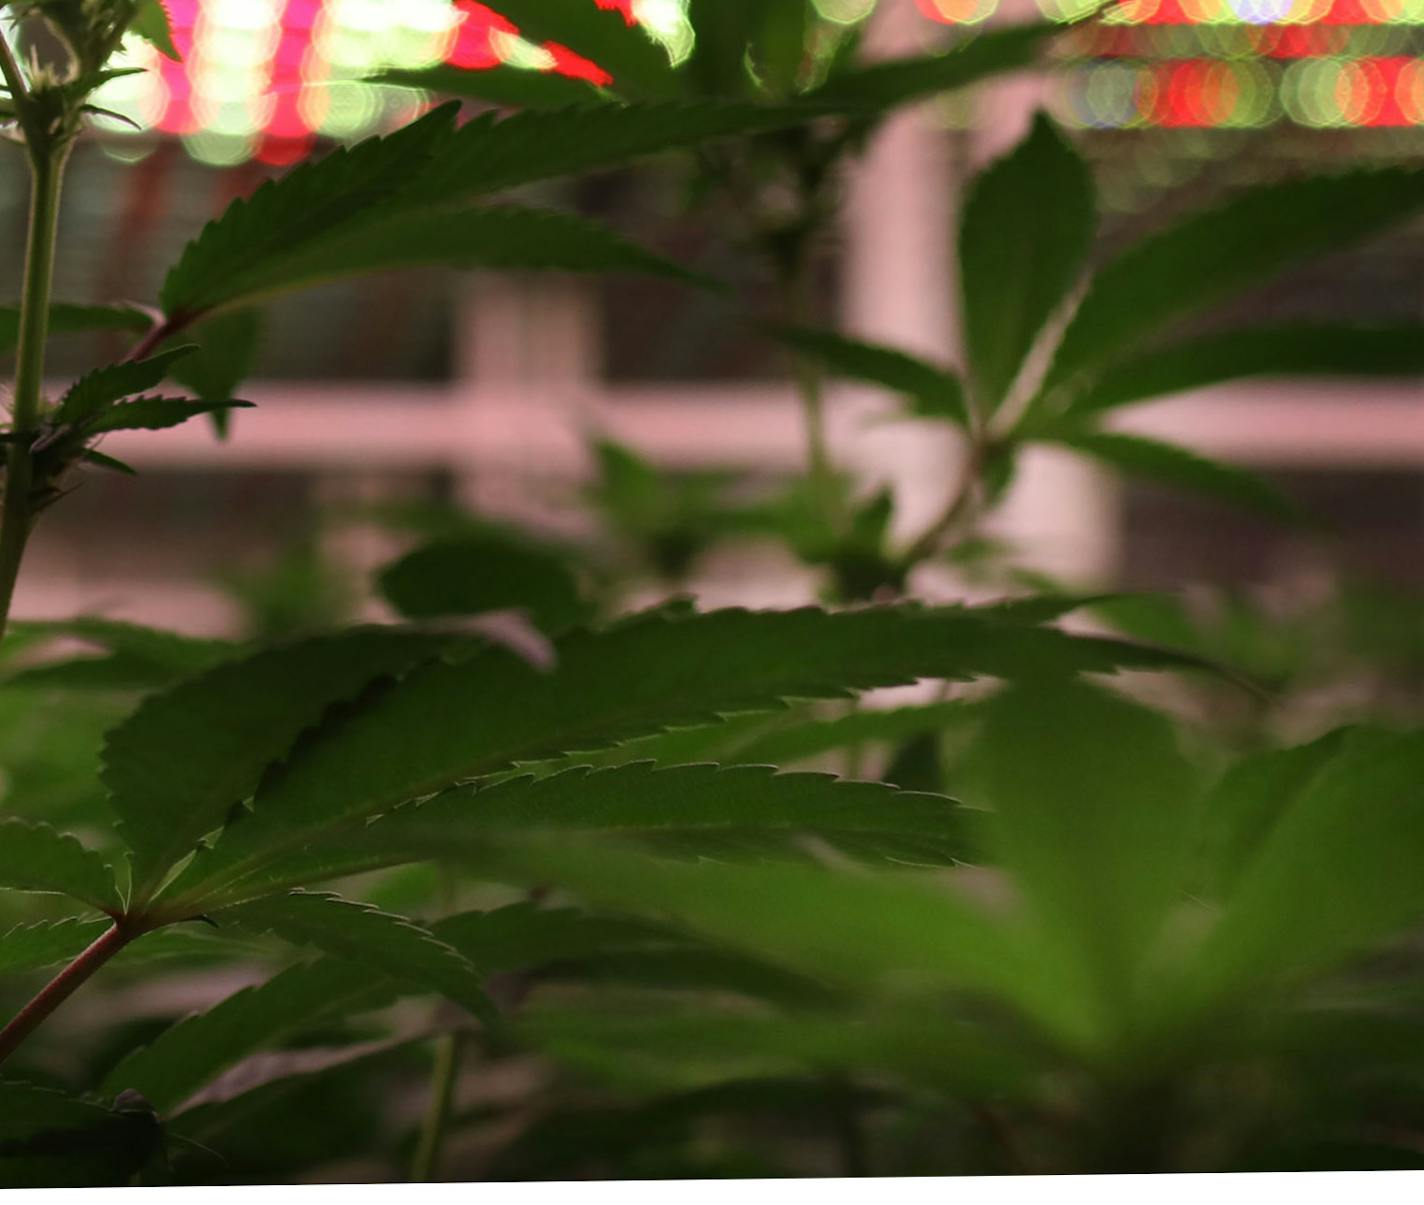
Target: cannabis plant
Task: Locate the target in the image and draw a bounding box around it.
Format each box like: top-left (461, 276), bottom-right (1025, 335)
top-left (4, 0), bottom-right (1424, 1186)
top-left (391, 0), bottom-right (1069, 601)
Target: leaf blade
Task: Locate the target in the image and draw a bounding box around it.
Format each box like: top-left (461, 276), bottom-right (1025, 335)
top-left (0, 819), bottom-right (118, 912)
top-left (475, 0), bottom-right (680, 98)
top-left (1067, 324), bottom-right (1424, 416)
top-left (213, 204), bottom-right (706, 311)
top-left (163, 605), bottom-right (1212, 907)
top-left (806, 22), bottom-right (1059, 110)
top-left (0, 303), bottom-right (150, 355)
top-left (1047, 429), bottom-right (1301, 521)
top-left (102, 628), bottom-right (447, 902)
top-left (86, 396), bottom-right (254, 434)
top-left (217, 892), bottom-right (494, 1023)
top-left (377, 533), bottom-right (586, 633)
top-left (55, 347), bottom-right (194, 425)
top-left (960, 113), bottom-right (1094, 411)
top-left (1048, 166), bottom-right (1424, 390)
top-left (768, 325), bottom-right (966, 425)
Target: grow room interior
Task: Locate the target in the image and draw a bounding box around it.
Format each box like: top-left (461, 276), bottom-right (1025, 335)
top-left (5, 0), bottom-right (1424, 1187)
top-left (3, 0), bottom-right (1422, 635)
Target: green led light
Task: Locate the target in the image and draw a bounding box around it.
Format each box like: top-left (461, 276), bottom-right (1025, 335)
top-left (184, 128), bottom-right (258, 165)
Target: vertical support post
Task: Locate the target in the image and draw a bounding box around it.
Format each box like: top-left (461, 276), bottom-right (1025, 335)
top-left (839, 0), bottom-right (961, 541)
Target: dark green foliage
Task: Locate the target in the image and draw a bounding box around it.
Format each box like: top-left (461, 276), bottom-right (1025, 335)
top-left (4, 4), bottom-right (1424, 1182)
top-left (3, 618), bottom-right (236, 691)
top-left (769, 325), bottom-right (967, 425)
top-left (159, 104), bottom-right (459, 319)
top-left (0, 1081), bottom-right (163, 1187)
top-left (160, 100), bottom-right (829, 323)
top-left (219, 892), bottom-right (494, 1024)
top-left (54, 347), bottom-right (194, 425)
top-left (168, 308), bottom-right (263, 438)
top-left (374, 64), bottom-right (606, 110)
top-left (1043, 430), bottom-right (1300, 521)
top-left (85, 397), bottom-right (254, 434)
top-left (378, 533), bottom-right (588, 633)
top-left (1067, 323), bottom-right (1424, 416)
top-left (268, 761), bottom-right (968, 880)
top-left (189, 204), bottom-right (709, 309)
top-left (589, 439), bottom-right (760, 581)
top-left (472, 0), bottom-right (680, 98)
top-left (101, 629), bottom-right (447, 901)
top-left (805, 22), bottom-right (1061, 110)
top-left (0, 303), bottom-right (149, 355)
top-left (793, 113), bottom-right (1424, 532)
top-left (0, 819), bottom-right (117, 912)
top-left (152, 603), bottom-right (1207, 918)
top-left (959, 113), bottom-right (1095, 412)
top-left (1046, 165), bottom-right (1424, 391)
top-left (0, 917), bottom-right (109, 973)
top-left (101, 957), bottom-right (391, 1115)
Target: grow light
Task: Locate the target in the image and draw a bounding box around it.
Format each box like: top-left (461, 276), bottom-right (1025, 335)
top-left (75, 0), bottom-right (1424, 161)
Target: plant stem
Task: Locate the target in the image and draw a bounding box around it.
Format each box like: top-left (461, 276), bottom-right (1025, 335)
top-left (0, 141), bottom-right (71, 643)
top-left (126, 312), bottom-right (190, 364)
top-left (780, 259), bottom-right (841, 529)
top-left (902, 436), bottom-right (987, 566)
top-left (410, 1032), bottom-right (464, 1182)
top-left (0, 921), bottom-right (136, 1067)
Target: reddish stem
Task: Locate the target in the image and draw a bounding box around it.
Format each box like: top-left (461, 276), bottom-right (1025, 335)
top-left (0, 921), bottom-right (137, 1066)
top-left (125, 315), bottom-right (185, 363)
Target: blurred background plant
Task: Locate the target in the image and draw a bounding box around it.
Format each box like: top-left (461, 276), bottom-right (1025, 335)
top-left (3, 0), bottom-right (1424, 1188)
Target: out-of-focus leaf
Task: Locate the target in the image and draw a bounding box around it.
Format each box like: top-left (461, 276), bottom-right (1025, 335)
top-left (190, 205), bottom-right (709, 313)
top-left (373, 64), bottom-right (608, 109)
top-left (1194, 729), bottom-right (1350, 902)
top-left (730, 702), bottom-right (970, 767)
top-left (100, 959), bottom-right (390, 1115)
top-left (475, 0), bottom-right (681, 98)
top-left (179, 763), bottom-right (966, 909)
top-left (1047, 430), bottom-right (1301, 521)
top-left (522, 1000), bottom-right (1038, 1097)
top-left (1047, 166), bottom-right (1424, 390)
top-left (479, 838), bottom-right (1097, 1047)
top-left (0, 1081), bottom-right (162, 1187)
top-left (7, 618), bottom-right (237, 680)
top-left (757, 0), bottom-right (812, 95)
top-left (168, 308), bottom-right (263, 439)
top-left (377, 534), bottom-right (587, 633)
top-left (0, 303), bottom-right (150, 356)
top-left (1068, 324), bottom-right (1424, 416)
top-left (769, 324), bottom-right (967, 425)
top-left (806, 23), bottom-right (1060, 110)
top-left (1191, 729), bottom-right (1424, 1001)
top-left (131, 0), bottom-right (180, 60)
top-left (218, 892), bottom-right (494, 1023)
top-left (962, 679), bottom-right (1201, 1029)
top-left (960, 113), bottom-right (1094, 412)
top-left (0, 819), bottom-right (118, 911)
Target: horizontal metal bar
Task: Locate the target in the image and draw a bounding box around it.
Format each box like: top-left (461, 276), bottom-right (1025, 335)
top-left (84, 380), bottom-right (1424, 473)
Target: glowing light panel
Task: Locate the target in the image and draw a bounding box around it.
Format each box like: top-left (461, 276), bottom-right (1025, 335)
top-left (87, 0), bottom-right (1424, 159)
